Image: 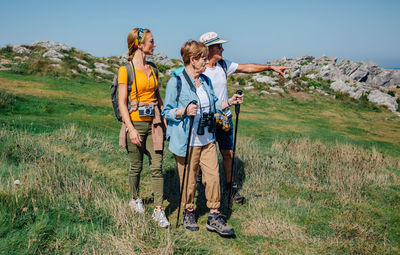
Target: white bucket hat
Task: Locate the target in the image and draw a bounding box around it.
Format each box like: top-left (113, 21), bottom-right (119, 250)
top-left (199, 32), bottom-right (228, 46)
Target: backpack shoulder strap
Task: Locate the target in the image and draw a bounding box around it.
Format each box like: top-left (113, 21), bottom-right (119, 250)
top-left (174, 74), bottom-right (182, 103)
top-left (124, 63), bottom-right (133, 93)
top-left (199, 73), bottom-right (211, 87)
top-left (147, 61), bottom-right (159, 80)
top-left (218, 59), bottom-right (228, 78)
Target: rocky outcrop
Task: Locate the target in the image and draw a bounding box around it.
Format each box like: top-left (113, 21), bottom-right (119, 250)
top-left (32, 41), bottom-right (71, 51)
top-left (12, 45), bottom-right (31, 54)
top-left (120, 52), bottom-right (174, 66)
top-left (266, 55), bottom-right (399, 112)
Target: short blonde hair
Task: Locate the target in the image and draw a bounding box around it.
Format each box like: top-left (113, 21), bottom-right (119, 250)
top-left (180, 40), bottom-right (208, 66)
top-left (127, 28), bottom-right (151, 61)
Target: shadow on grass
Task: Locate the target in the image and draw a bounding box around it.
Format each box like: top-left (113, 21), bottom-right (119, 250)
top-left (162, 156), bottom-right (246, 222)
top-left (163, 166), bottom-right (180, 218)
top-left (220, 157), bottom-right (246, 219)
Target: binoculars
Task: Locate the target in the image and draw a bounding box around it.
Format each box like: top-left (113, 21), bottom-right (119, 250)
top-left (197, 112), bottom-right (215, 135)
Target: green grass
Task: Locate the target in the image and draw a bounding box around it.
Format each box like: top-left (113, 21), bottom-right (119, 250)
top-left (0, 71), bottom-right (399, 254)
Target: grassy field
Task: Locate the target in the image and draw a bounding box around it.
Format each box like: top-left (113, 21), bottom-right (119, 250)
top-left (0, 71), bottom-right (399, 254)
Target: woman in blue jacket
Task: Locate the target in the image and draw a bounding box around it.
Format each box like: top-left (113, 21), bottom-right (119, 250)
top-left (162, 40), bottom-right (243, 236)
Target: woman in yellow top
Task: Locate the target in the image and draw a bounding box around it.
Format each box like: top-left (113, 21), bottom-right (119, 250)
top-left (118, 28), bottom-right (169, 228)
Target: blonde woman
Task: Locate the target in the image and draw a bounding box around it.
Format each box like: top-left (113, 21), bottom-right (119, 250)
top-left (118, 28), bottom-right (169, 228)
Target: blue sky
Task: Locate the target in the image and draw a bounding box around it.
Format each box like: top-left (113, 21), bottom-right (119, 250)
top-left (1, 0), bottom-right (399, 68)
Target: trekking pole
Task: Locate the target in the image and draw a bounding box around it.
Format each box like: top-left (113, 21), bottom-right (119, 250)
top-left (176, 100), bottom-right (197, 228)
top-left (228, 90), bottom-right (243, 211)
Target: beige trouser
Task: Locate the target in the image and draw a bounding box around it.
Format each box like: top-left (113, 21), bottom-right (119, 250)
top-left (174, 142), bottom-right (221, 210)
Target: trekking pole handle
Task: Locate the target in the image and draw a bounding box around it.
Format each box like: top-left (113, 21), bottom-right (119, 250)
top-left (235, 90), bottom-right (242, 115)
top-left (183, 100), bottom-right (198, 117)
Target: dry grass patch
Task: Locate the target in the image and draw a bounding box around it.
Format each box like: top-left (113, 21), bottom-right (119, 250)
top-left (0, 77), bottom-right (109, 106)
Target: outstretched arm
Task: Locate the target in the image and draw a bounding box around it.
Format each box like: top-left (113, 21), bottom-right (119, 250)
top-left (235, 63), bottom-right (291, 76)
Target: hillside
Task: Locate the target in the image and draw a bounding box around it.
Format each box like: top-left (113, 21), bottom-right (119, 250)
top-left (0, 41), bottom-right (400, 254)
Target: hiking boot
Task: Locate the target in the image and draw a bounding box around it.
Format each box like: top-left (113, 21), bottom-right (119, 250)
top-left (206, 212), bottom-right (234, 236)
top-left (128, 198), bottom-right (145, 213)
top-left (182, 209), bottom-right (199, 231)
top-left (232, 184), bottom-right (246, 204)
top-left (152, 209), bottom-right (170, 228)
top-left (225, 183), bottom-right (246, 205)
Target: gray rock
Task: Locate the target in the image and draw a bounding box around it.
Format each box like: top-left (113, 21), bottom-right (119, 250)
top-left (370, 70), bottom-right (392, 87)
top-left (306, 74), bottom-right (316, 79)
top-left (49, 57), bottom-right (62, 63)
top-left (367, 90), bottom-right (398, 112)
top-left (94, 62), bottom-right (109, 69)
top-left (291, 70), bottom-right (301, 78)
top-left (12, 45), bottom-right (30, 54)
top-left (285, 80), bottom-right (294, 88)
top-left (43, 49), bottom-right (64, 59)
top-left (73, 57), bottom-right (88, 65)
top-left (254, 74), bottom-right (277, 85)
top-left (389, 70), bottom-right (400, 87)
top-left (78, 64), bottom-right (92, 73)
top-left (95, 68), bottom-right (113, 75)
top-left (32, 41), bottom-right (71, 51)
top-left (146, 52), bottom-right (174, 66)
top-left (244, 85), bottom-right (254, 90)
top-left (261, 90), bottom-right (270, 95)
top-left (269, 87), bottom-right (285, 93)
top-left (71, 69), bottom-right (78, 74)
top-left (349, 63), bottom-right (369, 82)
top-left (51, 64), bottom-right (61, 69)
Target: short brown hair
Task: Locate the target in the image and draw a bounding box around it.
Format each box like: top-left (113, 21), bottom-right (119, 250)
top-left (180, 40), bottom-right (208, 66)
top-left (127, 28), bottom-right (151, 61)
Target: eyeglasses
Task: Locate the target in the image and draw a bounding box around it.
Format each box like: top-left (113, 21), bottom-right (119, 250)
top-left (215, 44), bottom-right (223, 49)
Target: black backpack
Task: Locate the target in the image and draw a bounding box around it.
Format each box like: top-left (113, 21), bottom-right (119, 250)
top-left (111, 61), bottom-right (159, 122)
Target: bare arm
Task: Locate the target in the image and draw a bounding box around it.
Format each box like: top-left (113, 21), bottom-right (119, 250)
top-left (118, 83), bottom-right (142, 146)
top-left (235, 63), bottom-right (291, 76)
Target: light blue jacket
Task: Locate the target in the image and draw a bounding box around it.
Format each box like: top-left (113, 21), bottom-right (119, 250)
top-left (162, 68), bottom-right (222, 157)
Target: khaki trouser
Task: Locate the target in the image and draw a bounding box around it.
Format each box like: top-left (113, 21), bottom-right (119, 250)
top-left (174, 142), bottom-right (220, 209)
top-left (127, 121), bottom-right (164, 206)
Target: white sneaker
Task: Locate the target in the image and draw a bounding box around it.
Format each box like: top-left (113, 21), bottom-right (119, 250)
top-left (152, 209), bottom-right (170, 228)
top-left (128, 198), bottom-right (145, 213)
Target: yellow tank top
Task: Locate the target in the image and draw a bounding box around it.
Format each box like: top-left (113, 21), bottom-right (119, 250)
top-left (118, 64), bottom-right (158, 121)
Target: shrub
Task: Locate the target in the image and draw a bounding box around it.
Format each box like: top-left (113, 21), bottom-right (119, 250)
top-left (1, 45), bottom-right (13, 56)
top-left (387, 90), bottom-right (396, 97)
top-left (300, 60), bottom-right (312, 66)
top-left (237, 77), bottom-right (245, 85)
top-left (0, 90), bottom-right (16, 108)
top-left (156, 64), bottom-right (170, 73)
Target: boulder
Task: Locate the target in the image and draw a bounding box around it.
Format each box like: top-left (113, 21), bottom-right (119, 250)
top-left (254, 74), bottom-right (277, 85)
top-left (244, 85), bottom-right (254, 90)
top-left (74, 57), bottom-right (88, 65)
top-left (367, 90), bottom-right (398, 112)
top-left (78, 64), bottom-right (92, 73)
top-left (43, 49), bottom-right (64, 59)
top-left (12, 45), bottom-right (30, 54)
top-left (32, 41), bottom-right (71, 51)
top-left (269, 87), bottom-right (285, 94)
top-left (146, 52), bottom-right (174, 66)
top-left (49, 57), bottom-right (62, 63)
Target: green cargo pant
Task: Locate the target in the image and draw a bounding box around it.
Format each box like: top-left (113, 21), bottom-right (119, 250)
top-left (127, 121), bottom-right (164, 206)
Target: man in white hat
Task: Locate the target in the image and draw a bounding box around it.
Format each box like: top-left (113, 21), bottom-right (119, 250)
top-left (199, 31), bottom-right (291, 206)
